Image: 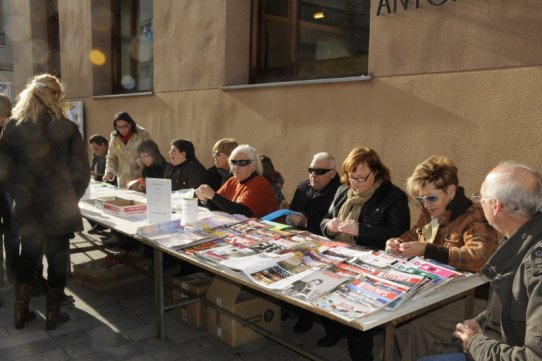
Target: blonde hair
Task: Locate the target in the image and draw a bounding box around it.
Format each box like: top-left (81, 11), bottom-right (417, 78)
top-left (406, 155), bottom-right (458, 198)
top-left (12, 73), bottom-right (66, 124)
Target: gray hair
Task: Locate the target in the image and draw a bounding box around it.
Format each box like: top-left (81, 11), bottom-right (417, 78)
top-left (312, 152), bottom-right (336, 169)
top-left (484, 161), bottom-right (542, 217)
top-left (229, 144), bottom-right (261, 173)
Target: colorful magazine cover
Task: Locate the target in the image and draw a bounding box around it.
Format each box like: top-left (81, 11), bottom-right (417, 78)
top-left (282, 269), bottom-right (350, 302)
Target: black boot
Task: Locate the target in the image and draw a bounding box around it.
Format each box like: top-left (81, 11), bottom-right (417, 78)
top-left (45, 286), bottom-right (70, 330)
top-left (14, 281), bottom-right (36, 329)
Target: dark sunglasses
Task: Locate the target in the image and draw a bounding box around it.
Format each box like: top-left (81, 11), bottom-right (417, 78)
top-left (415, 194), bottom-right (440, 205)
top-left (308, 168), bottom-right (333, 175)
top-left (230, 159), bottom-right (252, 167)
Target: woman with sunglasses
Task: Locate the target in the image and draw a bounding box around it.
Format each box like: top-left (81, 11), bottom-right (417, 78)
top-left (318, 147), bottom-right (410, 361)
top-left (195, 144), bottom-right (278, 218)
top-left (386, 155), bottom-right (499, 361)
top-left (102, 111), bottom-right (151, 187)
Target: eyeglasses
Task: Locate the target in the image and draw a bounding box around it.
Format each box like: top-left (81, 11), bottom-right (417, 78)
top-left (139, 154), bottom-right (151, 160)
top-left (115, 124), bottom-right (130, 130)
top-left (308, 168), bottom-right (333, 175)
top-left (348, 171), bottom-right (372, 183)
top-left (230, 159), bottom-right (252, 167)
top-left (415, 194), bottom-right (440, 205)
top-left (212, 151), bottom-right (224, 158)
top-left (471, 193), bottom-right (490, 203)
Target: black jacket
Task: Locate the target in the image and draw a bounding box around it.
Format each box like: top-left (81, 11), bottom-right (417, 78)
top-left (320, 180), bottom-right (410, 249)
top-left (142, 161), bottom-right (167, 179)
top-left (164, 159), bottom-right (208, 191)
top-left (289, 174), bottom-right (341, 235)
top-left (0, 114), bottom-right (89, 235)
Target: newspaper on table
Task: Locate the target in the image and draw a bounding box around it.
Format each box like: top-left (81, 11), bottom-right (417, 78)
top-left (281, 269), bottom-right (351, 302)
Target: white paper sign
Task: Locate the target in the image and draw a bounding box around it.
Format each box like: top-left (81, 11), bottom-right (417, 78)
top-left (146, 178), bottom-right (172, 223)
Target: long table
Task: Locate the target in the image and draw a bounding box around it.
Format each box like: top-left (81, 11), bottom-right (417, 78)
top-left (78, 187), bottom-right (488, 361)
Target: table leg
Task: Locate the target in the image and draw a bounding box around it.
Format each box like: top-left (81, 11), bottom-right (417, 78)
top-left (384, 322), bottom-right (396, 361)
top-left (465, 289), bottom-right (475, 319)
top-left (154, 249), bottom-right (165, 341)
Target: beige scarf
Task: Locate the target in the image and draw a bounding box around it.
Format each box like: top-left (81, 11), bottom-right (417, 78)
top-left (420, 217), bottom-right (440, 243)
top-left (336, 180), bottom-right (383, 244)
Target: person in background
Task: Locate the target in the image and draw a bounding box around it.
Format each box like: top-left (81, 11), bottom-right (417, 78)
top-left (259, 154), bottom-right (287, 208)
top-left (419, 161), bottom-right (542, 361)
top-left (385, 155), bottom-right (499, 361)
top-left (286, 151), bottom-right (341, 334)
top-left (164, 138), bottom-right (208, 192)
top-left (102, 111), bottom-right (150, 187)
top-left (0, 74), bottom-right (89, 330)
top-left (88, 134), bottom-right (109, 181)
top-left (195, 144), bottom-right (278, 218)
top-left (319, 146), bottom-right (410, 361)
top-left (0, 95), bottom-right (18, 286)
top-left (135, 140), bottom-right (167, 193)
top-left (207, 138), bottom-right (238, 191)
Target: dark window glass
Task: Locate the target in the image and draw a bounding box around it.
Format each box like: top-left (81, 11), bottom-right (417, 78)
top-left (251, 0), bottom-right (370, 84)
top-left (112, 0), bottom-right (153, 93)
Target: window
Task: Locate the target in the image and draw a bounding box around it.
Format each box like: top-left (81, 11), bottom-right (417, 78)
top-left (111, 0), bottom-right (153, 93)
top-left (250, 0), bottom-right (370, 84)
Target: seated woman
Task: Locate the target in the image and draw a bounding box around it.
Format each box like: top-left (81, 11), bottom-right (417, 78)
top-left (386, 155), bottom-right (499, 361)
top-left (164, 139), bottom-right (208, 191)
top-left (258, 154), bottom-right (287, 208)
top-left (132, 140), bottom-right (167, 192)
top-left (207, 138), bottom-right (238, 191)
top-left (195, 144), bottom-right (278, 218)
top-left (318, 147), bottom-right (410, 361)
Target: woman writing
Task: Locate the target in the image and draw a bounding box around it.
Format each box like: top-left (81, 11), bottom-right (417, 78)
top-left (132, 140), bottom-right (167, 192)
top-left (386, 155), bottom-right (499, 361)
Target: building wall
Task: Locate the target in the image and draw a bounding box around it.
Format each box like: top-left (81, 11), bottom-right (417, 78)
top-left (5, 0), bottom-right (542, 208)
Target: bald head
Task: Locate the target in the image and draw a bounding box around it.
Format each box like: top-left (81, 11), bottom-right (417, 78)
top-left (483, 161), bottom-right (542, 217)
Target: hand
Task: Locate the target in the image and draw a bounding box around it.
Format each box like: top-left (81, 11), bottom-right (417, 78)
top-left (386, 238), bottom-right (402, 253)
top-left (195, 184), bottom-right (215, 201)
top-left (453, 319), bottom-right (482, 352)
top-left (326, 218), bottom-right (340, 233)
top-left (286, 214), bottom-right (307, 228)
top-left (337, 220), bottom-right (359, 236)
top-left (102, 172), bottom-right (114, 182)
top-left (398, 241), bottom-right (426, 257)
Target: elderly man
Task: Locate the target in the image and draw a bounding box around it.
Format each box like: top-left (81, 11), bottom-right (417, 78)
top-left (286, 152), bottom-right (341, 334)
top-left (287, 152), bottom-right (341, 235)
top-left (420, 161), bottom-right (542, 361)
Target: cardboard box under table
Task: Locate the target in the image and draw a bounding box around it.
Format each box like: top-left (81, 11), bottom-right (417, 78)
top-left (172, 273), bottom-right (213, 328)
top-left (206, 277), bottom-right (281, 347)
top-left (73, 255), bottom-right (150, 292)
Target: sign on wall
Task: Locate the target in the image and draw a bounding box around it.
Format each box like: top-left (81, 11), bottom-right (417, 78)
top-left (64, 101), bottom-right (84, 138)
top-left (0, 82), bottom-right (13, 99)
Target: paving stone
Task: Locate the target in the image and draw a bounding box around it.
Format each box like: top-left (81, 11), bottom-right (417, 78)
top-left (0, 329), bottom-right (49, 350)
top-left (21, 330), bottom-right (89, 356)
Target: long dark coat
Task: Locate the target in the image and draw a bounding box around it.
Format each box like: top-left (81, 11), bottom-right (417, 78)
top-left (0, 113), bottom-right (90, 235)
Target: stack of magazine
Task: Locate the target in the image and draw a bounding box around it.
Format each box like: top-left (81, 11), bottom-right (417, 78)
top-left (138, 214), bottom-right (467, 320)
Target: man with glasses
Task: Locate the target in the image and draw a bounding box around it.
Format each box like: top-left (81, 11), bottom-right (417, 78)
top-left (287, 152), bottom-right (340, 236)
top-left (420, 161), bottom-right (542, 361)
top-left (286, 152), bottom-right (341, 334)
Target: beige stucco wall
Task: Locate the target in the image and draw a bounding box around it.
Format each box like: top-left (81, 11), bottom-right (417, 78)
top-left (5, 0), bottom-right (542, 209)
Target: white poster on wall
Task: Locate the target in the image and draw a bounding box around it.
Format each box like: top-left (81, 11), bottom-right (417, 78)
top-left (64, 101), bottom-right (84, 138)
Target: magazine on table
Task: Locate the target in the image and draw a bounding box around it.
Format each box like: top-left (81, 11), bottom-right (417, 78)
top-left (195, 243), bottom-right (258, 264)
top-left (245, 252), bottom-right (315, 290)
top-left (281, 269), bottom-right (351, 302)
top-left (180, 239), bottom-right (224, 255)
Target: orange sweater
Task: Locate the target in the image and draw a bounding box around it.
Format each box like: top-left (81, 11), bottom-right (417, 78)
top-left (218, 175), bottom-right (278, 218)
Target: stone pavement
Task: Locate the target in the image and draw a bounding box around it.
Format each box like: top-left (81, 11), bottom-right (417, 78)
top-left (0, 228), bottom-right (387, 361)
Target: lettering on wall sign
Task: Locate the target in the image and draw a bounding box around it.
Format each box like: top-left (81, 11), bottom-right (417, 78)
top-left (377, 0), bottom-right (457, 16)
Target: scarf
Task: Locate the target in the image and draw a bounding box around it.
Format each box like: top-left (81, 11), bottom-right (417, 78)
top-left (119, 131), bottom-right (133, 145)
top-left (336, 179), bottom-right (383, 244)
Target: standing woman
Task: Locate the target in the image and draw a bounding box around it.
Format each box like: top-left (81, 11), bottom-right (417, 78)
top-left (102, 111), bottom-right (150, 187)
top-left (0, 74), bottom-right (89, 330)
